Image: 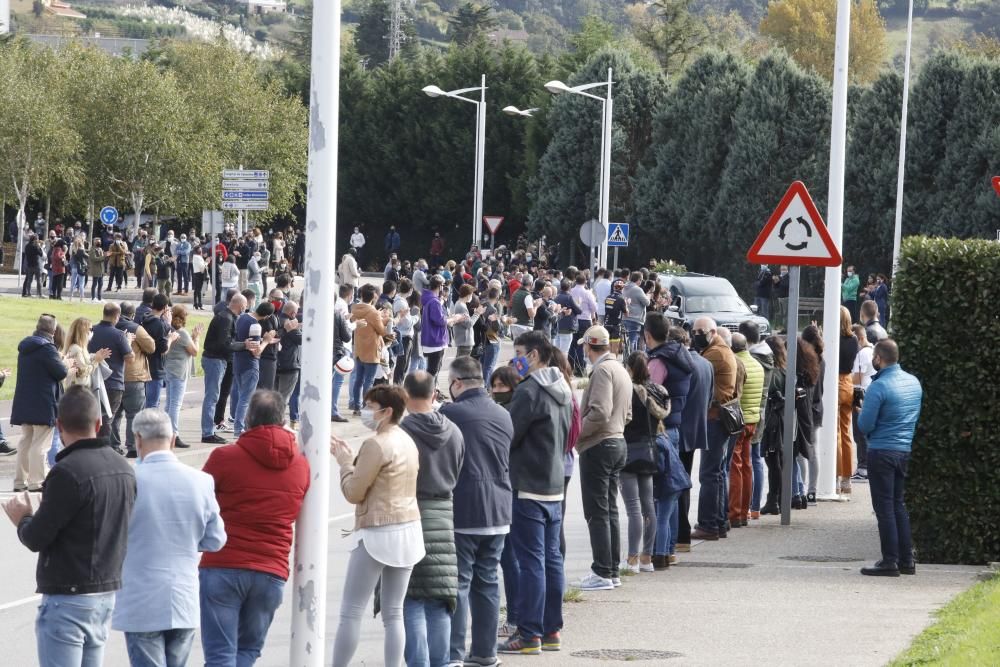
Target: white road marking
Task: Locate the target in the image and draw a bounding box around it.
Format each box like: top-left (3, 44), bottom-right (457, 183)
top-left (0, 595), bottom-right (40, 612)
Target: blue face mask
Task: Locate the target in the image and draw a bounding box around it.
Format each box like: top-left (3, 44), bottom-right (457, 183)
top-left (511, 355), bottom-right (531, 378)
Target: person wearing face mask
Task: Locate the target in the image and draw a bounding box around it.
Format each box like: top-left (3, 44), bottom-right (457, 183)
top-left (3, 386), bottom-right (135, 667)
top-left (689, 317), bottom-right (739, 541)
top-left (421, 275), bottom-right (466, 383)
top-left (842, 264), bottom-right (860, 324)
top-left (330, 386), bottom-right (423, 667)
top-left (350, 283), bottom-right (391, 414)
top-left (773, 265), bottom-right (790, 327)
top-left (499, 332), bottom-right (572, 655)
top-left (174, 233), bottom-right (192, 295)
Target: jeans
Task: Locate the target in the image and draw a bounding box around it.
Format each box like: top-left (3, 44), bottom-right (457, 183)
top-left (70, 267), bottom-right (85, 299)
top-left (579, 438), bottom-right (627, 579)
top-left (125, 628), bottom-right (196, 667)
top-left (403, 598), bottom-right (450, 667)
top-left (853, 409), bottom-right (868, 470)
top-left (144, 378), bottom-right (164, 408)
top-left (91, 277), bottom-right (103, 301)
top-left (452, 533), bottom-right (505, 662)
top-left (199, 568), bottom-right (284, 667)
top-left (276, 371), bottom-right (300, 410)
top-left (231, 365), bottom-right (261, 437)
top-left (867, 449), bottom-right (913, 566)
top-left (348, 360), bottom-right (378, 411)
top-left (289, 377), bottom-right (300, 422)
top-left (36, 592), bottom-right (115, 667)
top-left (480, 341), bottom-right (500, 383)
top-left (554, 332), bottom-right (573, 355)
top-left (623, 320), bottom-right (643, 353)
top-left (654, 491), bottom-right (682, 557)
top-left (165, 375), bottom-right (187, 435)
top-left (392, 336), bottom-right (412, 385)
top-left (113, 381), bottom-right (146, 451)
top-left (750, 442), bottom-right (765, 512)
top-left (510, 497), bottom-right (563, 640)
top-left (569, 319), bottom-right (591, 374)
top-left (499, 530), bottom-right (520, 627)
top-left (619, 471), bottom-right (655, 557)
top-left (697, 419), bottom-right (731, 534)
top-left (331, 371), bottom-right (347, 418)
top-left (754, 296), bottom-right (770, 321)
top-left (47, 427), bottom-right (62, 469)
top-left (201, 358), bottom-right (228, 437)
top-left (176, 261), bottom-right (190, 292)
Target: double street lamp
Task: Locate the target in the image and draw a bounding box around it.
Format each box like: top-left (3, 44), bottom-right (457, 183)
top-left (422, 75), bottom-right (487, 248)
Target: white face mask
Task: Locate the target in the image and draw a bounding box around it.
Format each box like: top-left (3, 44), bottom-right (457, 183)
top-left (360, 407), bottom-right (384, 431)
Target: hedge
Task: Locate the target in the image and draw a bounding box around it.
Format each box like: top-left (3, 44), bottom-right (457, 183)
top-left (893, 237), bottom-right (1000, 564)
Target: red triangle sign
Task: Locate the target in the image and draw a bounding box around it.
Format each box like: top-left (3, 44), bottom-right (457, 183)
top-left (992, 176), bottom-right (1000, 197)
top-left (747, 181), bottom-right (842, 267)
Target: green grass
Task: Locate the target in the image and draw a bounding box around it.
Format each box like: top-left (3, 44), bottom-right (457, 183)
top-left (0, 295), bottom-right (212, 401)
top-left (563, 586), bottom-right (583, 603)
top-left (890, 575), bottom-right (1000, 666)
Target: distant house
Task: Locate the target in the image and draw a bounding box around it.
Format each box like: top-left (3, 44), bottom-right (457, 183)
top-left (488, 28), bottom-right (529, 45)
top-left (246, 0), bottom-right (287, 14)
top-left (42, 0), bottom-right (86, 20)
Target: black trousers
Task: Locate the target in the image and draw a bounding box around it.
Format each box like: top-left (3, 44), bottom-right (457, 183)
top-left (425, 350), bottom-right (444, 382)
top-left (578, 438), bottom-right (627, 580)
top-left (258, 358), bottom-right (277, 391)
top-left (214, 360), bottom-right (234, 426)
top-left (22, 268), bottom-right (41, 296)
top-left (676, 449), bottom-right (695, 544)
top-left (193, 272), bottom-right (205, 308)
top-left (764, 449), bottom-right (783, 508)
top-left (99, 390), bottom-right (124, 439)
top-left (392, 337), bottom-right (412, 385)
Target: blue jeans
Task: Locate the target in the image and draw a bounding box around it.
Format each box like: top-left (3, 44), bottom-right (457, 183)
top-left (199, 567), bottom-right (284, 667)
top-left (480, 341), bottom-right (500, 383)
top-left (165, 375), bottom-right (187, 435)
top-left (452, 533), bottom-right (505, 662)
top-left (47, 427), bottom-right (62, 467)
top-left (176, 261), bottom-right (190, 292)
top-left (36, 592), bottom-right (115, 667)
top-left (697, 419), bottom-right (731, 534)
top-left (70, 267), bottom-right (86, 298)
top-left (403, 598), bottom-right (450, 667)
top-left (231, 365), bottom-right (260, 437)
top-left (654, 491), bottom-right (681, 557)
top-left (408, 351), bottom-right (427, 374)
top-left (348, 360), bottom-right (378, 411)
top-left (500, 530), bottom-right (520, 627)
top-left (623, 319), bottom-right (643, 352)
top-left (721, 428), bottom-right (738, 527)
top-left (125, 628), bottom-right (196, 667)
top-left (754, 296), bottom-right (770, 321)
top-left (510, 497), bottom-right (563, 639)
top-left (750, 443), bottom-right (765, 512)
top-left (201, 358), bottom-right (227, 437)
top-left (867, 449), bottom-right (913, 566)
top-left (331, 371), bottom-right (347, 418)
top-left (289, 377), bottom-right (300, 422)
top-left (144, 378), bottom-right (163, 409)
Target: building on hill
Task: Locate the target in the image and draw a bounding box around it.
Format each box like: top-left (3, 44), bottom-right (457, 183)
top-left (246, 0), bottom-right (287, 14)
top-left (42, 0), bottom-right (86, 20)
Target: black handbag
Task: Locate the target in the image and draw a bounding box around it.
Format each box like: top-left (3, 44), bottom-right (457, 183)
top-left (718, 398), bottom-right (745, 436)
top-left (624, 437), bottom-right (658, 474)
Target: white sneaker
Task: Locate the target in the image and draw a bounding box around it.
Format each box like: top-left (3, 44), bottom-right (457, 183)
top-left (639, 561), bottom-right (655, 573)
top-left (578, 571), bottom-right (614, 591)
top-left (612, 576), bottom-right (622, 588)
top-left (624, 562), bottom-right (640, 574)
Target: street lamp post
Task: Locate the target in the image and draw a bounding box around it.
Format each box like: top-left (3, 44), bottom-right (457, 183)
top-left (423, 75), bottom-right (487, 249)
top-left (544, 68), bottom-right (613, 271)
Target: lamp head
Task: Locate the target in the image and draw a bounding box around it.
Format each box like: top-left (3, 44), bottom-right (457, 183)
top-left (503, 105), bottom-right (526, 117)
top-left (422, 85), bottom-right (445, 98)
top-left (544, 80), bottom-right (571, 95)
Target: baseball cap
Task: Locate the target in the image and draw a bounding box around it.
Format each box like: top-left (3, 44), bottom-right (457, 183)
top-left (578, 325), bottom-right (611, 346)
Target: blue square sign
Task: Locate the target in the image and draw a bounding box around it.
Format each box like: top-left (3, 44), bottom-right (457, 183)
top-left (607, 223), bottom-right (629, 247)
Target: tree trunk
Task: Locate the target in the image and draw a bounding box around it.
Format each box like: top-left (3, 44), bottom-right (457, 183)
top-left (45, 195), bottom-right (50, 237)
top-left (131, 192), bottom-right (144, 238)
top-left (16, 192), bottom-right (27, 284)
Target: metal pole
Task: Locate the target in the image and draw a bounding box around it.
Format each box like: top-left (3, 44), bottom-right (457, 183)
top-left (891, 0), bottom-right (914, 280)
top-left (474, 74), bottom-right (486, 248)
top-left (781, 266), bottom-right (801, 525)
top-left (613, 246), bottom-right (619, 272)
top-left (598, 68), bottom-right (613, 271)
top-left (290, 0), bottom-right (339, 661)
top-left (818, 0), bottom-right (852, 500)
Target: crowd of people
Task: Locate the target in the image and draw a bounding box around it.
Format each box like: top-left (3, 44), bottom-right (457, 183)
top-left (0, 228), bottom-right (925, 666)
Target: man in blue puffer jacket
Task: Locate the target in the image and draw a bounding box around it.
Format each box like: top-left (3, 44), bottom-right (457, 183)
top-left (857, 339), bottom-right (923, 577)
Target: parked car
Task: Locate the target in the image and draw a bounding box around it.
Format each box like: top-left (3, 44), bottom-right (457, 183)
top-left (656, 273), bottom-right (770, 334)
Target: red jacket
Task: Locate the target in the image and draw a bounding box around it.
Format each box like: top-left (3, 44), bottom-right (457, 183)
top-left (200, 425), bottom-right (310, 580)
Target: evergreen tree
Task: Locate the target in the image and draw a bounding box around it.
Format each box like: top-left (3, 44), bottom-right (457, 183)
top-left (356, 0), bottom-right (392, 68)
top-left (449, 3), bottom-right (498, 45)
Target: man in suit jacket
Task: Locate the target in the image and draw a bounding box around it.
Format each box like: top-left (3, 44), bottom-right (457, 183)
top-left (112, 408), bottom-right (226, 664)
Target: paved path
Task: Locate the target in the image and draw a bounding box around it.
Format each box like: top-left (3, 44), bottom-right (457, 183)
top-left (0, 303), bottom-right (982, 665)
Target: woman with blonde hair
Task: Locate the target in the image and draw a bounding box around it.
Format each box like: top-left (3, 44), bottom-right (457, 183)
top-left (164, 305), bottom-right (203, 449)
top-left (62, 317), bottom-right (112, 390)
top-left (69, 236), bottom-right (88, 301)
top-left (837, 305), bottom-right (859, 496)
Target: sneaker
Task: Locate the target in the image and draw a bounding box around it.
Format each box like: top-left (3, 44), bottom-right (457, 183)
top-left (578, 571), bottom-right (614, 591)
top-left (463, 656), bottom-right (501, 666)
top-left (639, 560), bottom-right (655, 573)
top-left (226, 417), bottom-right (235, 424)
top-left (668, 554), bottom-right (678, 565)
top-left (541, 631), bottom-right (561, 651)
top-left (215, 422), bottom-right (233, 433)
top-left (851, 469), bottom-right (869, 482)
top-left (497, 632), bottom-right (541, 655)
top-left (497, 621), bottom-right (517, 638)
top-left (290, 420), bottom-right (299, 430)
top-left (202, 434), bottom-right (227, 445)
top-left (624, 561), bottom-right (640, 575)
top-left (612, 576), bottom-right (622, 588)
top-left (331, 415), bottom-right (348, 423)
top-left (174, 436), bottom-right (191, 449)
top-left (13, 484), bottom-right (26, 492)
top-left (0, 441), bottom-right (16, 456)
top-left (807, 492), bottom-right (817, 505)
top-left (675, 543), bottom-right (691, 553)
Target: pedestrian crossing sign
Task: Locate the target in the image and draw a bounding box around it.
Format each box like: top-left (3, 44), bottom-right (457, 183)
top-left (608, 223), bottom-right (629, 247)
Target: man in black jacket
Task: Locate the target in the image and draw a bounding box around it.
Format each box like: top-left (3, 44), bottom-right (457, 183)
top-left (201, 293), bottom-right (252, 444)
top-left (22, 234), bottom-right (45, 297)
top-left (275, 301), bottom-right (302, 410)
top-left (3, 386), bottom-right (136, 667)
top-left (140, 293), bottom-right (174, 409)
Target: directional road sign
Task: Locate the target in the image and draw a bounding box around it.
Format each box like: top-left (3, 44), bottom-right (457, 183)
top-left (223, 169), bottom-right (269, 180)
top-left (483, 216), bottom-right (504, 235)
top-left (607, 222), bottom-right (629, 247)
top-left (223, 180), bottom-right (270, 190)
top-left (222, 201), bottom-right (269, 211)
top-left (746, 181), bottom-right (842, 267)
top-left (99, 206), bottom-right (119, 226)
top-left (222, 190), bottom-right (269, 201)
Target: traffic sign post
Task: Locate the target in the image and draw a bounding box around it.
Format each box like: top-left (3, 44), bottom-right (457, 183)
top-left (99, 206), bottom-right (119, 226)
top-left (222, 168), bottom-right (270, 235)
top-left (607, 222), bottom-right (629, 271)
top-left (747, 180), bottom-right (841, 526)
top-left (579, 219), bottom-right (606, 275)
top-left (483, 216), bottom-right (504, 251)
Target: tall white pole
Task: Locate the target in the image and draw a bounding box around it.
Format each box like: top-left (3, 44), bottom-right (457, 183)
top-left (598, 67), bottom-right (613, 270)
top-left (0, 0), bottom-right (9, 35)
top-left (474, 74), bottom-right (486, 249)
top-left (818, 0), bottom-right (851, 500)
top-left (290, 0), bottom-right (339, 662)
top-left (891, 0), bottom-right (914, 279)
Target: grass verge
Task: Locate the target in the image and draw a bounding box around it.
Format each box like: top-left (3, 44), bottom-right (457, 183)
top-left (890, 574), bottom-right (1000, 666)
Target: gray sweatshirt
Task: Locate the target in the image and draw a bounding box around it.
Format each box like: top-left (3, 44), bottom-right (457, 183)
top-left (622, 282), bottom-right (650, 324)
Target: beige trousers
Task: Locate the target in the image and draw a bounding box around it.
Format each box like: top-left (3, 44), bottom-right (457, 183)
top-left (14, 424), bottom-right (54, 491)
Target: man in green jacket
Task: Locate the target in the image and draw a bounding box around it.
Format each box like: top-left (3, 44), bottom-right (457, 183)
top-left (842, 264), bottom-right (860, 324)
top-left (729, 333), bottom-right (764, 527)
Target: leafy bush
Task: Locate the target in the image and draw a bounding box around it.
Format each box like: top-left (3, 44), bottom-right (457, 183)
top-left (893, 236), bottom-right (1000, 564)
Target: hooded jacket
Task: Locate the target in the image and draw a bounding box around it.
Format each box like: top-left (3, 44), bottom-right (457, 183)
top-left (420, 289), bottom-right (449, 349)
top-left (735, 349), bottom-right (765, 425)
top-left (508, 367), bottom-right (573, 498)
top-left (681, 352), bottom-right (714, 452)
top-left (117, 317), bottom-right (155, 383)
top-left (11, 333), bottom-right (68, 426)
top-left (648, 340), bottom-right (694, 428)
top-left (400, 412), bottom-right (465, 500)
top-left (200, 425), bottom-right (310, 580)
top-left (350, 302), bottom-right (388, 364)
top-left (749, 342), bottom-right (775, 444)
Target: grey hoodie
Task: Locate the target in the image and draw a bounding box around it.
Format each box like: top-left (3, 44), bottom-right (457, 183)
top-left (400, 411), bottom-right (465, 500)
top-left (749, 342), bottom-right (775, 445)
top-left (508, 366), bottom-right (573, 498)
top-left (622, 282), bottom-right (650, 324)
